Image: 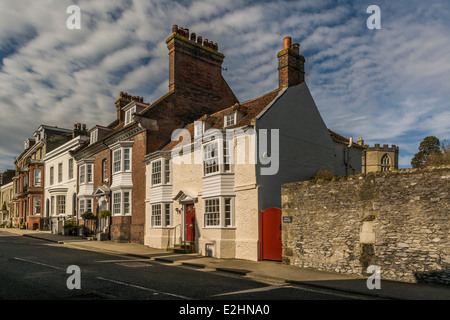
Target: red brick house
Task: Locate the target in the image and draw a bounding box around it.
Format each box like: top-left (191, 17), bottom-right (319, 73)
top-left (12, 125), bottom-right (74, 229)
top-left (71, 25), bottom-right (238, 243)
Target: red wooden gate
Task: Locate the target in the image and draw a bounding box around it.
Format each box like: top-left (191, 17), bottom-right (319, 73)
top-left (260, 207), bottom-right (282, 261)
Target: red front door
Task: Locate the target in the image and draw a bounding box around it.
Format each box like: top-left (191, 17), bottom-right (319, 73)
top-left (185, 204), bottom-right (195, 242)
top-left (260, 207), bottom-right (282, 261)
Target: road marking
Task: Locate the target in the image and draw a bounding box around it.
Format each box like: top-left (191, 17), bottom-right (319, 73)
top-left (97, 277), bottom-right (191, 300)
top-left (13, 257), bottom-right (65, 271)
top-left (210, 284), bottom-right (287, 297)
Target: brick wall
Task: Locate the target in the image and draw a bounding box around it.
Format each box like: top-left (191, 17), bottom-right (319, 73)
top-left (281, 166), bottom-right (450, 285)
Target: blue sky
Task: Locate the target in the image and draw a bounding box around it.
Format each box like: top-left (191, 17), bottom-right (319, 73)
top-left (0, 0), bottom-right (449, 172)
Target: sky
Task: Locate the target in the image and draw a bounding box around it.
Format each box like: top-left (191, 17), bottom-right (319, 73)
top-left (0, 0), bottom-right (449, 172)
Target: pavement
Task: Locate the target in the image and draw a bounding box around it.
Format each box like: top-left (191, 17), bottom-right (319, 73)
top-left (1, 228), bottom-right (449, 300)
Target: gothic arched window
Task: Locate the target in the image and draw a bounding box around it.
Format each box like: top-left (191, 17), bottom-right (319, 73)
top-left (381, 154), bottom-right (391, 171)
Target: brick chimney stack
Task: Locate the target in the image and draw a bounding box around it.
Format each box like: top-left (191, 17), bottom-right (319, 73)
top-left (166, 25), bottom-right (225, 92)
top-left (278, 36), bottom-right (305, 88)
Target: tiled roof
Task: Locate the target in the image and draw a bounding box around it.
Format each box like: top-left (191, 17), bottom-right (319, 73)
top-left (162, 88), bottom-right (283, 151)
top-left (328, 129), bottom-right (366, 149)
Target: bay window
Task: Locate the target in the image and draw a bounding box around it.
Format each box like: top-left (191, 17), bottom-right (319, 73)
top-left (112, 190), bottom-right (132, 216)
top-left (204, 197), bottom-right (234, 228)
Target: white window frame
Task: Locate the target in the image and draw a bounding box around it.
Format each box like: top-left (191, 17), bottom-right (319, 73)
top-left (203, 141), bottom-right (220, 176)
top-left (164, 159), bottom-right (171, 184)
top-left (203, 197), bottom-right (234, 228)
top-left (68, 158), bottom-right (74, 180)
top-left (51, 196), bottom-right (55, 216)
top-left (58, 162), bottom-right (63, 183)
top-left (112, 145), bottom-right (132, 175)
top-left (204, 198), bottom-right (220, 227)
top-left (151, 204), bottom-right (162, 227)
top-left (57, 195), bottom-right (66, 215)
top-left (79, 163), bottom-right (93, 184)
top-left (102, 159), bottom-right (108, 182)
top-left (33, 197), bottom-right (41, 215)
top-left (125, 106), bottom-right (137, 126)
top-left (90, 130), bottom-right (98, 144)
top-left (34, 168), bottom-right (41, 186)
top-left (151, 160), bottom-right (162, 186)
top-left (87, 164), bottom-right (93, 183)
top-left (79, 199), bottom-right (85, 217)
top-left (111, 190), bottom-right (132, 216)
top-left (79, 165), bottom-right (86, 184)
top-left (224, 112), bottom-right (236, 127)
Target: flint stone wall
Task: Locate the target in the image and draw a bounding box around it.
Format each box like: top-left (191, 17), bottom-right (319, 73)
top-left (281, 166), bottom-right (450, 285)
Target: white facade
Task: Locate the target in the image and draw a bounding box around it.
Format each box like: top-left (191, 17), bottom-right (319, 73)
top-left (44, 135), bottom-right (88, 231)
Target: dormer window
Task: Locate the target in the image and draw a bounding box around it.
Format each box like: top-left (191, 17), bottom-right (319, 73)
top-left (125, 106), bottom-right (137, 126)
top-left (224, 112), bottom-right (236, 127)
top-left (90, 130), bottom-right (98, 144)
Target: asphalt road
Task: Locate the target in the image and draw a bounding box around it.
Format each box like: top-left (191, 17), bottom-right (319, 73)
top-left (0, 232), bottom-right (381, 311)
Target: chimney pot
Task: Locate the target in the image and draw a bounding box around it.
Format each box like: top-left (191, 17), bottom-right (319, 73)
top-left (184, 28), bottom-right (189, 38)
top-left (283, 37), bottom-right (292, 50)
top-left (74, 124), bottom-right (77, 130)
top-left (172, 25), bottom-right (178, 34)
top-left (292, 43), bottom-right (300, 54)
top-left (140, 97), bottom-right (144, 103)
top-left (203, 38), bottom-right (208, 46)
top-left (197, 36), bottom-right (202, 45)
top-left (190, 32), bottom-right (196, 41)
top-left (82, 124), bottom-right (86, 131)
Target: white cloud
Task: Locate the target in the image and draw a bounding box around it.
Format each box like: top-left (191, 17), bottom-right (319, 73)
top-left (0, 0), bottom-right (449, 172)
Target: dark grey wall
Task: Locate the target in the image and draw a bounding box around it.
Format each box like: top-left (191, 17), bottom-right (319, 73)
top-left (256, 83), bottom-right (336, 210)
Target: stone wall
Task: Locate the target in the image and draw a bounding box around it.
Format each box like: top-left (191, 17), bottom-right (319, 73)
top-left (281, 166), bottom-right (450, 285)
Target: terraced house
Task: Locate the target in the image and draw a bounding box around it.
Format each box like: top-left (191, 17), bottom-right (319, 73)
top-left (71, 25), bottom-right (238, 243)
top-left (144, 36), bottom-right (365, 261)
top-left (12, 125), bottom-right (73, 230)
top-left (43, 124), bottom-right (89, 234)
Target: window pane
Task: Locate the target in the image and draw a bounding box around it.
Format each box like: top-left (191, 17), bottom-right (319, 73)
top-left (102, 159), bottom-right (107, 181)
top-left (124, 149), bottom-right (131, 171)
top-left (79, 200), bottom-right (85, 216)
top-left (34, 169), bottom-right (41, 186)
top-left (152, 160), bottom-right (161, 185)
top-left (34, 197), bottom-right (41, 215)
top-left (152, 204), bottom-right (161, 227)
top-left (124, 192), bottom-right (130, 214)
top-left (113, 193), bottom-right (121, 215)
top-left (114, 150), bottom-right (122, 173)
top-left (58, 163), bottom-right (63, 183)
top-left (57, 196), bottom-right (66, 215)
top-left (50, 167), bottom-right (54, 185)
top-left (224, 198), bottom-right (232, 227)
top-left (203, 142), bottom-right (219, 175)
top-left (164, 159), bottom-right (170, 184)
top-left (80, 166), bottom-right (85, 184)
top-left (87, 164), bottom-right (93, 182)
top-left (205, 198), bottom-right (220, 226)
top-left (164, 204), bottom-right (171, 226)
top-left (69, 159), bottom-right (74, 179)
